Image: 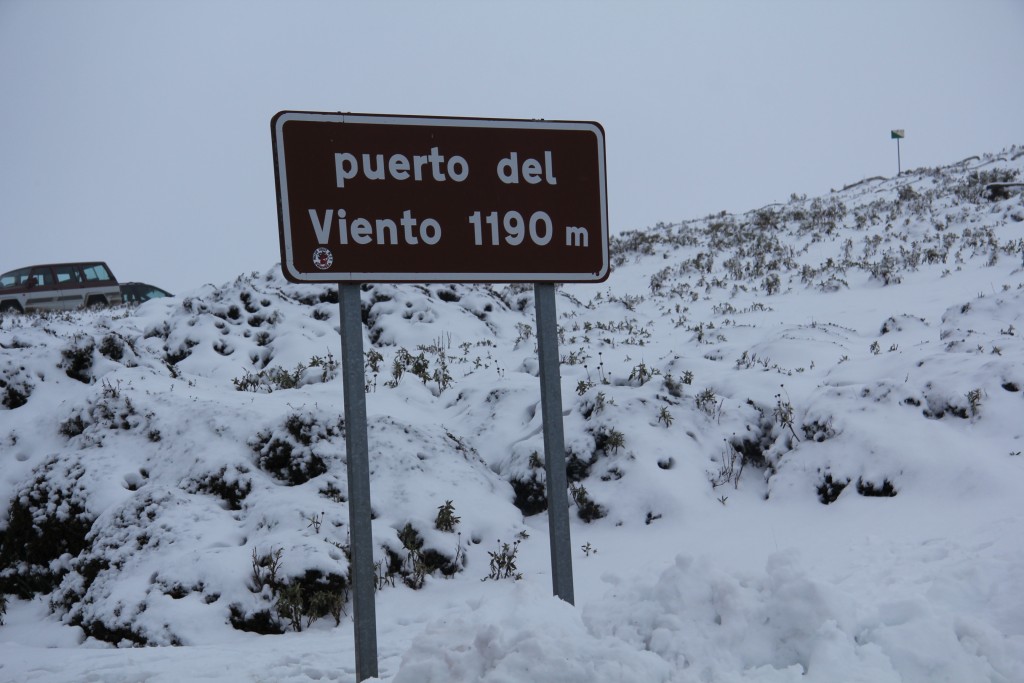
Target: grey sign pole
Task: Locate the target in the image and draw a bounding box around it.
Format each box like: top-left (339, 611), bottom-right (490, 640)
top-left (534, 282), bottom-right (575, 605)
top-left (338, 283), bottom-right (379, 681)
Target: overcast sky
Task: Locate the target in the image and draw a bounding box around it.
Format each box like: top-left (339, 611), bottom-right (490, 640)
top-left (2, 0), bottom-right (1022, 293)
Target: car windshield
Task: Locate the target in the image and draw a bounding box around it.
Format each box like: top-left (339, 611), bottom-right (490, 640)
top-left (0, 267), bottom-right (32, 289)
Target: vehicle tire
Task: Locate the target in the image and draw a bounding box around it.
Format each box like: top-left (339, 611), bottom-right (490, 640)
top-left (86, 296), bottom-right (108, 309)
top-left (0, 300), bottom-right (23, 314)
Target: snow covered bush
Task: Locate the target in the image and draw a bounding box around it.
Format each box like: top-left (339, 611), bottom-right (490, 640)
top-left (183, 464), bottom-right (253, 511)
top-left (433, 500), bottom-right (460, 532)
top-left (483, 539), bottom-right (523, 581)
top-left (59, 334), bottom-right (95, 384)
top-left (53, 488), bottom-right (220, 645)
top-left (57, 380), bottom-right (157, 445)
top-left (97, 331), bottom-right (138, 366)
top-left (0, 372), bottom-right (32, 409)
top-left (509, 470), bottom-right (547, 516)
top-left (239, 546), bottom-right (348, 634)
top-left (0, 455), bottom-right (93, 598)
top-left (248, 411), bottom-right (340, 485)
top-left (570, 483), bottom-right (606, 522)
top-left (392, 522), bottom-right (463, 589)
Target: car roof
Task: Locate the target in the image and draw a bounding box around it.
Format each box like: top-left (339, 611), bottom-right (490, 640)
top-left (3, 261), bottom-right (111, 271)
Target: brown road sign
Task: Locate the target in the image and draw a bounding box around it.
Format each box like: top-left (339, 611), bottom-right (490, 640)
top-left (271, 112), bottom-right (609, 283)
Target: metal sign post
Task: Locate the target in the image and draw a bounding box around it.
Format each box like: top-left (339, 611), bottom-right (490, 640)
top-left (271, 111), bottom-right (608, 680)
top-left (338, 283), bottom-right (378, 681)
top-left (534, 282), bottom-right (574, 604)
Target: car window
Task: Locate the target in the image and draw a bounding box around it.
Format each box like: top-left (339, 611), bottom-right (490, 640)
top-left (121, 284), bottom-right (170, 303)
top-left (80, 264), bottom-right (112, 282)
top-left (141, 286), bottom-right (169, 301)
top-left (0, 267), bottom-right (32, 289)
top-left (53, 264), bottom-right (83, 284)
top-left (29, 267), bottom-right (55, 286)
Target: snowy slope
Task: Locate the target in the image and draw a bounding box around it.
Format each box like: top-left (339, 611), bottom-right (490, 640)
top-left (1, 147), bottom-right (1023, 682)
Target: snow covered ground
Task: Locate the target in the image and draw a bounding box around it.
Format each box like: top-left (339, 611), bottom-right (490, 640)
top-left (2, 147), bottom-right (1023, 681)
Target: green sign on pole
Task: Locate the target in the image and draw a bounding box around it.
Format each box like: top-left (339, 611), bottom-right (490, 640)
top-left (891, 129), bottom-right (905, 174)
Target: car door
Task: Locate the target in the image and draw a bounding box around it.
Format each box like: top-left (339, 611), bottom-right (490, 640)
top-left (52, 264), bottom-right (86, 309)
top-left (25, 266), bottom-right (61, 311)
top-left (78, 262), bottom-right (119, 306)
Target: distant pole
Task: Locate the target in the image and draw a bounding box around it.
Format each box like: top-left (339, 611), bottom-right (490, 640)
top-left (891, 129), bottom-right (905, 175)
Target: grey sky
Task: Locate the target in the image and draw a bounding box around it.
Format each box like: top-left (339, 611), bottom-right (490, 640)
top-left (2, 0), bottom-right (1022, 293)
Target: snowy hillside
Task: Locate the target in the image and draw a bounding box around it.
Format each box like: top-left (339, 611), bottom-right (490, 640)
top-left (2, 147), bottom-right (1023, 682)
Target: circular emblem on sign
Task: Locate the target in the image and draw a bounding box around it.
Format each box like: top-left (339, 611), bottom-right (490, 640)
top-left (312, 247), bottom-right (334, 270)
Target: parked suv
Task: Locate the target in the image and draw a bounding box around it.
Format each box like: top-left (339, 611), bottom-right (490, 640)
top-left (0, 262), bottom-right (122, 313)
